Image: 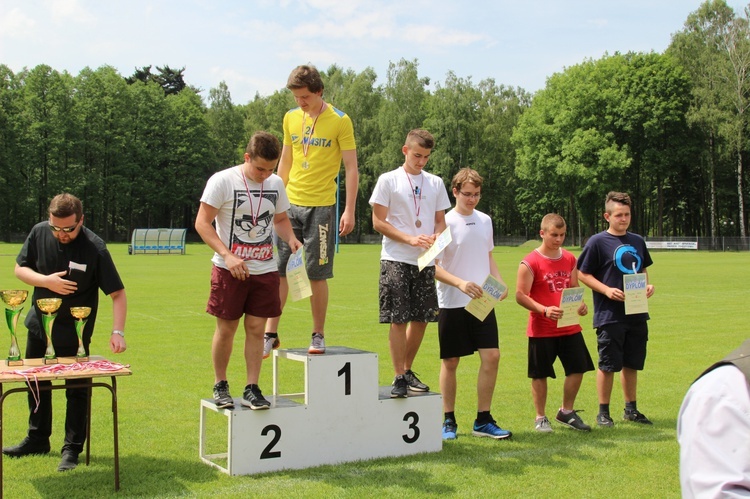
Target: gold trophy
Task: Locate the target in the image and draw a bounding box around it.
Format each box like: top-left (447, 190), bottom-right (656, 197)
top-left (1, 290), bottom-right (28, 366)
top-left (70, 306), bottom-right (91, 362)
top-left (37, 298), bottom-right (62, 364)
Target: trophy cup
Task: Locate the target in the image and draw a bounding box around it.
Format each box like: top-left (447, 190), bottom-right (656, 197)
top-left (0, 290), bottom-right (28, 366)
top-left (37, 298), bottom-right (62, 364)
top-left (70, 306), bottom-right (91, 362)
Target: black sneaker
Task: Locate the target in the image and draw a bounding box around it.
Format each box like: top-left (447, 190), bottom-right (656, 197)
top-left (242, 384), bottom-right (271, 410)
top-left (391, 375), bottom-right (407, 398)
top-left (404, 370), bottom-right (429, 392)
top-left (213, 380), bottom-right (234, 409)
top-left (555, 409), bottom-right (591, 431)
top-left (57, 451), bottom-right (79, 472)
top-left (596, 412), bottom-right (614, 427)
top-left (623, 409), bottom-right (653, 425)
top-left (2, 437), bottom-right (51, 458)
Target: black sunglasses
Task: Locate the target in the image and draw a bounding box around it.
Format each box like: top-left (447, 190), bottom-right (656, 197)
top-left (49, 220), bottom-right (80, 233)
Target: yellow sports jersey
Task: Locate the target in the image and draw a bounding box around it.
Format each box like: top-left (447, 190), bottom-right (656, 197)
top-left (283, 104), bottom-right (356, 206)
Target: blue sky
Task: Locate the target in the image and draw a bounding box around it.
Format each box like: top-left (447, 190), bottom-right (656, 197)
top-left (1, 0), bottom-right (746, 104)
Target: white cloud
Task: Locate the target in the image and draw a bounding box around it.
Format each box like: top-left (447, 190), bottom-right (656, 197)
top-left (46, 0), bottom-right (95, 25)
top-left (0, 7), bottom-right (36, 38)
top-left (402, 25), bottom-right (493, 47)
top-left (587, 18), bottom-right (609, 29)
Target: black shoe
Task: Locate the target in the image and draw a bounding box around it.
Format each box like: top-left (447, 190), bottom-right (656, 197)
top-left (404, 370), bottom-right (429, 392)
top-left (391, 375), bottom-right (407, 398)
top-left (623, 409), bottom-right (653, 425)
top-left (213, 380), bottom-right (234, 409)
top-left (596, 412), bottom-right (614, 427)
top-left (2, 437), bottom-right (51, 458)
top-left (57, 451), bottom-right (79, 472)
top-left (555, 409), bottom-right (591, 431)
top-left (241, 384), bottom-right (271, 410)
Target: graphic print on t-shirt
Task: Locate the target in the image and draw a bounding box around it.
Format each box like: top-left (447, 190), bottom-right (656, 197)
top-left (613, 244), bottom-right (642, 274)
top-left (543, 269), bottom-right (571, 294)
top-left (230, 189), bottom-right (278, 262)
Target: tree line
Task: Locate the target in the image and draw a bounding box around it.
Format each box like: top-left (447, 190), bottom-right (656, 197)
top-left (0, 0), bottom-right (747, 244)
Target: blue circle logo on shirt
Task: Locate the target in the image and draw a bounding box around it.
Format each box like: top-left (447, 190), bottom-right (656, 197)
top-left (614, 245), bottom-right (641, 274)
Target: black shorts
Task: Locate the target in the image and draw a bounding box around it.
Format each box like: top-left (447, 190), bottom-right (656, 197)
top-left (527, 332), bottom-right (595, 379)
top-left (596, 321), bottom-right (649, 372)
top-left (438, 308), bottom-right (498, 359)
top-left (378, 260), bottom-right (439, 324)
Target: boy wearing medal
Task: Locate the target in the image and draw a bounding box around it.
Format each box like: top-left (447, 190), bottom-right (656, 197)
top-left (369, 129), bottom-right (451, 397)
top-left (196, 132), bottom-right (302, 411)
top-left (264, 65), bottom-right (358, 357)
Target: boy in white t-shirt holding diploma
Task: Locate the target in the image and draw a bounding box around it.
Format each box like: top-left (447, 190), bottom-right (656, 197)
top-left (434, 168), bottom-right (512, 441)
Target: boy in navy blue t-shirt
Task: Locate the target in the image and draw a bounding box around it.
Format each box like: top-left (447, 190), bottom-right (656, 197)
top-left (577, 191), bottom-right (655, 427)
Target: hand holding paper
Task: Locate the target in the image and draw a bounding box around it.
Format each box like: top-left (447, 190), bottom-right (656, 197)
top-left (417, 227), bottom-right (452, 271)
top-left (465, 275), bottom-right (507, 321)
top-left (557, 287), bottom-right (585, 327)
top-left (286, 247), bottom-right (312, 301)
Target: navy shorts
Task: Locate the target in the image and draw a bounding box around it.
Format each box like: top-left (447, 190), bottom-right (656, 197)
top-left (527, 332), bottom-right (595, 379)
top-left (438, 308), bottom-right (498, 359)
top-left (206, 266), bottom-right (281, 320)
top-left (596, 321), bottom-right (649, 372)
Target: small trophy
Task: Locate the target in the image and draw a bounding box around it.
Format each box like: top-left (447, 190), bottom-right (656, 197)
top-left (36, 298), bottom-right (62, 364)
top-left (1, 290), bottom-right (28, 366)
top-left (70, 306), bottom-right (91, 362)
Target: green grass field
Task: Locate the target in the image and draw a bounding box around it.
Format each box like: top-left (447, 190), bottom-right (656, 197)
top-left (0, 242), bottom-right (747, 498)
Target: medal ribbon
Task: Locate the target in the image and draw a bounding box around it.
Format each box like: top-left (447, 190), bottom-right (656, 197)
top-left (404, 166), bottom-right (424, 221)
top-left (301, 101), bottom-right (326, 164)
top-left (239, 165), bottom-right (264, 226)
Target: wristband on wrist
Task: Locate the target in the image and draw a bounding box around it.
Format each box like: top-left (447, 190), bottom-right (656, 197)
top-left (543, 307), bottom-right (548, 318)
top-left (111, 330), bottom-right (125, 337)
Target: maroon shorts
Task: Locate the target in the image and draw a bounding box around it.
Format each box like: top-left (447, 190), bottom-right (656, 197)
top-left (206, 266), bottom-right (281, 320)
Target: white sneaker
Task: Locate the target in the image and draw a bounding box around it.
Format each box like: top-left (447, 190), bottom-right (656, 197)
top-left (262, 333), bottom-right (280, 359)
top-left (535, 416), bottom-right (553, 433)
top-left (308, 333), bottom-right (325, 354)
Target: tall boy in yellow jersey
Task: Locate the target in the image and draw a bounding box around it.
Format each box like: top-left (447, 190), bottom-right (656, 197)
top-left (264, 65), bottom-right (359, 356)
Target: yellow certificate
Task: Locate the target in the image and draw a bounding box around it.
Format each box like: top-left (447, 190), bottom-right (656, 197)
top-left (557, 287), bottom-right (584, 328)
top-left (623, 273), bottom-right (648, 315)
top-left (465, 275), bottom-right (507, 322)
top-left (287, 247), bottom-right (312, 301)
top-left (417, 227), bottom-right (452, 271)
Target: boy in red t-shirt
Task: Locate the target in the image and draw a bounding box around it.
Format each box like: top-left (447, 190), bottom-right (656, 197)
top-left (516, 213), bottom-right (594, 432)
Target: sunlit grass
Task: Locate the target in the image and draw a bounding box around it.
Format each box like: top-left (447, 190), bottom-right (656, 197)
top-left (0, 242), bottom-right (746, 498)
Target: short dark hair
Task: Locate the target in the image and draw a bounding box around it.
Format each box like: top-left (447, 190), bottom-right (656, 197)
top-left (287, 65), bottom-right (324, 93)
top-left (451, 168), bottom-right (483, 192)
top-left (405, 129), bottom-right (435, 150)
top-left (605, 191), bottom-right (632, 213)
top-left (48, 193), bottom-right (82, 221)
top-left (246, 131), bottom-right (281, 161)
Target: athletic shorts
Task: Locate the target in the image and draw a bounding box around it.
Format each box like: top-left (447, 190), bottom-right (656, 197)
top-left (378, 260), bottom-right (439, 324)
top-left (596, 321), bottom-right (649, 372)
top-left (438, 308), bottom-right (498, 359)
top-left (206, 266), bottom-right (281, 320)
top-left (277, 204), bottom-right (335, 280)
top-left (527, 333), bottom-right (595, 379)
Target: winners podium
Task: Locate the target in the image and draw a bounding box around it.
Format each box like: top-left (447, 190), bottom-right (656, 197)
top-left (199, 347), bottom-right (442, 475)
